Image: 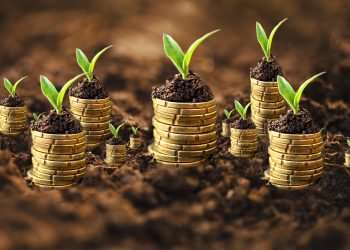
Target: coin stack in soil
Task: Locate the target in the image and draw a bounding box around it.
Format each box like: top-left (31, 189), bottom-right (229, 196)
top-left (250, 78), bottom-right (286, 136)
top-left (69, 96), bottom-right (111, 147)
top-left (0, 105), bottom-right (27, 135)
top-left (28, 130), bottom-right (87, 190)
top-left (129, 136), bottom-right (142, 149)
top-left (345, 152), bottom-right (350, 168)
top-left (105, 144), bottom-right (127, 166)
top-left (230, 128), bottom-right (258, 157)
top-left (264, 130), bottom-right (324, 190)
top-left (149, 98), bottom-right (217, 167)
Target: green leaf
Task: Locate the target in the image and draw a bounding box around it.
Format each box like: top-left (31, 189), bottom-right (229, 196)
top-left (131, 126), bottom-right (139, 135)
top-left (347, 139), bottom-right (350, 147)
top-left (115, 123), bottom-right (125, 137)
top-left (163, 33), bottom-right (185, 77)
top-left (277, 75), bottom-right (297, 114)
top-left (88, 45), bottom-right (113, 81)
top-left (33, 112), bottom-right (44, 121)
top-left (267, 18), bottom-right (288, 61)
top-left (234, 100), bottom-right (245, 119)
top-left (224, 109), bottom-right (234, 119)
top-left (12, 76), bottom-right (28, 97)
top-left (109, 123), bottom-right (117, 137)
top-left (293, 72), bottom-right (326, 113)
top-left (40, 76), bottom-right (59, 113)
top-left (182, 29), bottom-right (220, 79)
top-left (3, 78), bottom-right (14, 96)
top-left (242, 102), bottom-right (252, 119)
top-left (76, 49), bottom-right (91, 80)
top-left (256, 22), bottom-right (269, 60)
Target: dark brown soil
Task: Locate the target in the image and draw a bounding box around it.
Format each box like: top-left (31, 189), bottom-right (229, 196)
top-left (0, 95), bottom-right (25, 107)
top-left (69, 77), bottom-right (108, 99)
top-left (222, 119), bottom-right (230, 123)
top-left (152, 72), bottom-right (214, 102)
top-left (106, 136), bottom-right (124, 145)
top-left (130, 133), bottom-right (141, 138)
top-left (268, 109), bottom-right (320, 134)
top-left (250, 56), bottom-right (284, 81)
top-left (30, 109), bottom-right (82, 134)
top-left (231, 117), bottom-right (256, 129)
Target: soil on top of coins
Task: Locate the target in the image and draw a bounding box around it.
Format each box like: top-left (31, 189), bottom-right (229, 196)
top-left (0, 95), bottom-right (25, 107)
top-left (106, 136), bottom-right (124, 145)
top-left (268, 109), bottom-right (320, 134)
top-left (30, 109), bottom-right (82, 134)
top-left (152, 72), bottom-right (214, 102)
top-left (69, 77), bottom-right (108, 99)
top-left (231, 117), bottom-right (256, 129)
top-left (250, 56), bottom-right (284, 81)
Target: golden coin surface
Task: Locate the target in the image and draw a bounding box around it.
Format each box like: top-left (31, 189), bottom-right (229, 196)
top-left (154, 109), bottom-right (217, 121)
top-left (269, 144), bottom-right (323, 155)
top-left (250, 83), bottom-right (279, 93)
top-left (268, 182), bottom-right (314, 191)
top-left (32, 144), bottom-right (86, 155)
top-left (33, 183), bottom-right (78, 190)
top-left (71, 109), bottom-right (111, 118)
top-left (31, 148), bottom-right (85, 161)
top-left (268, 135), bottom-right (323, 145)
top-left (153, 98), bottom-right (215, 109)
top-left (251, 113), bottom-right (274, 122)
top-left (31, 169), bottom-right (85, 181)
top-left (270, 141), bottom-right (324, 151)
top-left (230, 137), bottom-right (258, 144)
top-left (268, 168), bottom-right (323, 181)
top-left (33, 140), bottom-right (86, 150)
top-left (154, 138), bottom-right (216, 151)
top-left (155, 115), bottom-right (216, 127)
top-left (106, 157), bottom-right (126, 164)
top-left (251, 106), bottom-right (286, 116)
top-left (269, 156), bottom-right (323, 168)
top-left (86, 129), bottom-right (110, 136)
top-left (270, 165), bottom-right (323, 176)
top-left (148, 145), bottom-right (203, 162)
top-left (75, 115), bottom-right (111, 123)
top-left (229, 149), bottom-right (254, 157)
top-left (153, 103), bottom-right (216, 115)
top-left (268, 130), bottom-right (322, 140)
top-left (80, 120), bottom-right (110, 130)
top-left (155, 159), bottom-right (204, 168)
top-left (31, 130), bottom-right (86, 140)
top-left (250, 78), bottom-right (278, 87)
top-left (264, 170), bottom-right (311, 186)
top-left (27, 170), bottom-right (79, 185)
top-left (268, 148), bottom-right (323, 161)
top-left (250, 92), bottom-right (284, 103)
top-left (153, 143), bottom-right (216, 157)
top-left (69, 96), bottom-right (110, 104)
top-left (32, 156), bottom-right (86, 168)
top-left (154, 128), bottom-right (217, 142)
top-left (152, 118), bottom-right (215, 134)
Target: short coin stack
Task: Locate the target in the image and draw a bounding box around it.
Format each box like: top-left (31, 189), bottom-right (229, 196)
top-left (28, 130), bottom-right (87, 190)
top-left (69, 96), bottom-right (111, 148)
top-left (230, 128), bottom-right (258, 157)
top-left (105, 144), bottom-right (127, 166)
top-left (129, 136), bottom-right (142, 149)
top-left (0, 105), bottom-right (27, 135)
top-left (265, 130), bottom-right (324, 190)
top-left (345, 152), bottom-right (350, 168)
top-left (250, 78), bottom-right (286, 136)
top-left (150, 98), bottom-right (217, 167)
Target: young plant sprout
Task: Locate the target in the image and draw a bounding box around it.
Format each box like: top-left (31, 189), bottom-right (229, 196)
top-left (256, 18), bottom-right (287, 61)
top-left (224, 109), bottom-right (235, 120)
top-left (131, 125), bottom-right (140, 136)
top-left (33, 112), bottom-right (44, 121)
top-left (109, 123), bottom-right (125, 138)
top-left (40, 73), bottom-right (84, 115)
top-left (76, 45), bottom-right (113, 82)
top-left (277, 72), bottom-right (326, 115)
top-left (347, 140), bottom-right (350, 148)
top-left (234, 101), bottom-right (252, 120)
top-left (3, 76), bottom-right (28, 97)
top-left (163, 29), bottom-right (220, 79)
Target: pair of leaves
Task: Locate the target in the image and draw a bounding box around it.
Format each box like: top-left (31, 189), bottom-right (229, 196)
top-left (131, 125), bottom-right (140, 135)
top-left (163, 29), bottom-right (220, 79)
top-left (3, 76), bottom-right (28, 97)
top-left (256, 18), bottom-right (287, 61)
top-left (234, 101), bottom-right (252, 120)
top-left (224, 109), bottom-right (234, 120)
top-left (109, 123), bottom-right (125, 138)
top-left (277, 72), bottom-right (326, 114)
top-left (76, 45), bottom-right (113, 82)
top-left (40, 74), bottom-right (84, 114)
top-left (33, 112), bottom-right (44, 121)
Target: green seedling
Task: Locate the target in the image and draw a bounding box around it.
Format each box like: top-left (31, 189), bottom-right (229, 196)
top-left (131, 125), bottom-right (140, 135)
top-left (256, 18), bottom-right (287, 61)
top-left (224, 109), bottom-right (235, 120)
top-left (76, 45), bottom-right (113, 82)
top-left (3, 76), bottom-right (28, 97)
top-left (163, 29), bottom-right (220, 79)
top-left (40, 74), bottom-right (84, 115)
top-left (33, 112), bottom-right (44, 121)
top-left (277, 72), bottom-right (326, 115)
top-left (347, 140), bottom-right (350, 148)
top-left (109, 123), bottom-right (125, 138)
top-left (234, 100), bottom-right (252, 120)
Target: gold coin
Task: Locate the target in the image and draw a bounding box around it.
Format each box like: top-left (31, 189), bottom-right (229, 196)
top-left (32, 157), bottom-right (86, 169)
top-left (155, 159), bottom-right (204, 168)
top-left (33, 140), bottom-right (86, 150)
top-left (268, 182), bottom-right (314, 191)
top-left (106, 144), bottom-right (126, 151)
top-left (154, 128), bottom-right (217, 143)
top-left (251, 113), bottom-right (274, 123)
top-left (264, 170), bottom-right (311, 186)
top-left (31, 130), bottom-right (86, 140)
top-left (251, 88), bottom-right (279, 97)
top-left (86, 129), bottom-right (110, 135)
top-left (0, 105), bottom-right (27, 112)
top-left (31, 148), bottom-right (85, 161)
top-left (153, 98), bottom-right (215, 109)
top-left (32, 143), bottom-right (86, 155)
top-left (251, 105), bottom-right (286, 116)
top-left (71, 107), bottom-right (111, 117)
top-left (0, 130), bottom-right (23, 136)
top-left (1, 117), bottom-right (27, 124)
top-left (153, 143), bottom-right (215, 157)
top-left (270, 165), bottom-right (323, 176)
top-left (86, 143), bottom-right (103, 148)
top-left (230, 128), bottom-right (256, 135)
top-left (80, 120), bottom-right (110, 130)
top-left (153, 103), bottom-right (216, 115)
top-left (27, 170), bottom-right (79, 185)
top-left (105, 157), bottom-right (126, 164)
top-left (268, 148), bottom-right (322, 161)
top-left (250, 96), bottom-right (285, 109)
top-left (250, 92), bottom-right (284, 103)
top-left (269, 158), bottom-right (323, 170)
top-left (250, 78), bottom-right (278, 87)
top-left (154, 138), bottom-right (216, 151)
top-left (69, 96), bottom-right (110, 104)
top-left (154, 109), bottom-right (217, 121)
top-left (268, 130), bottom-right (322, 140)
top-left (148, 144), bottom-right (203, 162)
top-left (250, 83), bottom-right (279, 93)
top-left (268, 135), bottom-right (323, 145)
top-left (154, 115), bottom-right (216, 127)
top-left (152, 118), bottom-right (216, 134)
top-left (269, 144), bottom-right (323, 155)
top-left (230, 137), bottom-right (258, 143)
top-left (86, 134), bottom-right (109, 141)
top-left (270, 140), bottom-right (324, 151)
top-left (75, 115), bottom-right (111, 123)
top-left (33, 183), bottom-right (78, 190)
top-left (32, 135), bottom-right (86, 145)
top-left (268, 168), bottom-right (323, 181)
top-left (230, 141), bottom-right (258, 150)
top-left (31, 168), bottom-right (85, 181)
top-left (229, 149), bottom-right (254, 157)
top-left (69, 97), bottom-right (111, 108)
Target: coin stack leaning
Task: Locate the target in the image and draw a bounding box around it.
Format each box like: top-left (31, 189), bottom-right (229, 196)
top-left (264, 130), bottom-right (324, 190)
top-left (230, 128), bottom-right (258, 157)
top-left (250, 78), bottom-right (286, 136)
top-left (69, 96), bottom-right (111, 148)
top-left (149, 98), bottom-right (217, 167)
top-left (345, 152), bottom-right (350, 168)
top-left (0, 105), bottom-right (27, 135)
top-left (28, 130), bottom-right (87, 190)
top-left (105, 144), bottom-right (127, 166)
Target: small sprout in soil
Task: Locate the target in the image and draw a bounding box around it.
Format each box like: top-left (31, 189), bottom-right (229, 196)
top-left (163, 29), bottom-right (220, 79)
top-left (277, 72), bottom-right (326, 115)
top-left (40, 74), bottom-right (84, 115)
top-left (234, 100), bottom-right (251, 120)
top-left (347, 139), bottom-right (350, 148)
top-left (33, 112), bottom-right (44, 121)
top-left (256, 18), bottom-right (287, 61)
top-left (3, 76), bottom-right (28, 97)
top-left (109, 123), bottom-right (125, 138)
top-left (224, 109), bottom-right (235, 120)
top-left (76, 45), bottom-right (113, 82)
top-left (131, 125), bottom-right (140, 136)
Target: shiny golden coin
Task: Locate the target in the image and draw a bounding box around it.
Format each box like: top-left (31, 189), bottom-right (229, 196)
top-left (251, 105), bottom-right (286, 117)
top-left (250, 83), bottom-right (279, 93)
top-left (251, 112), bottom-right (274, 123)
top-left (154, 109), bottom-right (217, 121)
top-left (31, 130), bottom-right (86, 140)
top-left (152, 118), bottom-right (215, 134)
top-left (106, 144), bottom-right (127, 151)
top-left (250, 78), bottom-right (278, 87)
top-left (230, 128), bottom-right (256, 135)
top-left (32, 160), bottom-right (85, 172)
top-left (69, 96), bottom-right (110, 104)
top-left (105, 157), bottom-right (126, 164)
top-left (229, 149), bottom-right (255, 158)
top-left (86, 129), bottom-right (110, 136)
top-left (153, 143), bottom-right (215, 157)
top-left (27, 170), bottom-right (79, 185)
top-left (31, 148), bottom-right (85, 161)
top-left (269, 135), bottom-right (323, 145)
top-left (153, 98), bottom-right (215, 109)
top-left (32, 157), bottom-right (86, 169)
top-left (80, 120), bottom-right (110, 130)
top-left (0, 130), bottom-right (23, 136)
top-left (269, 156), bottom-right (323, 168)
top-left (270, 141), bottom-right (324, 152)
top-left (230, 133), bottom-right (258, 141)
top-left (270, 165), bottom-right (323, 176)
top-left (148, 144), bottom-right (203, 162)
top-left (268, 168), bottom-right (323, 181)
top-left (69, 97), bottom-right (111, 108)
top-left (33, 140), bottom-right (86, 150)
top-left (250, 97), bottom-right (285, 110)
top-left (268, 130), bottom-right (322, 140)
top-left (33, 143), bottom-right (86, 155)
top-left (251, 92), bottom-right (284, 103)
top-left (0, 122), bottom-right (26, 129)
top-left (230, 141), bottom-right (258, 150)
top-left (31, 168), bottom-right (85, 181)
top-left (86, 134), bottom-right (109, 141)
top-left (32, 135), bottom-right (86, 146)
top-left (155, 159), bottom-right (204, 168)
top-left (269, 161), bottom-right (322, 172)
top-left (1, 118), bottom-right (27, 125)
top-left (251, 88), bottom-right (279, 97)
top-left (33, 182), bottom-right (78, 190)
top-left (268, 148), bottom-right (322, 161)
top-left (71, 107), bottom-right (111, 117)
top-left (154, 128), bottom-right (217, 143)
top-left (153, 103), bottom-right (216, 115)
top-left (0, 105), bottom-right (27, 112)
top-left (154, 138), bottom-right (216, 151)
top-left (154, 115), bottom-right (216, 127)
top-left (269, 144), bottom-right (323, 155)
top-left (268, 182), bottom-right (314, 191)
top-left (264, 170), bottom-right (311, 186)
top-left (75, 115), bottom-right (111, 123)
top-left (230, 137), bottom-right (258, 144)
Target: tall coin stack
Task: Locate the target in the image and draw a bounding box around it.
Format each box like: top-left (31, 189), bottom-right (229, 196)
top-left (0, 105), bottom-right (27, 135)
top-left (264, 130), bottom-right (324, 190)
top-left (28, 130), bottom-right (87, 190)
top-left (69, 96), bottom-right (111, 148)
top-left (150, 98), bottom-right (217, 167)
top-left (250, 78), bottom-right (286, 136)
top-left (105, 144), bottom-right (127, 166)
top-left (230, 128), bottom-right (258, 157)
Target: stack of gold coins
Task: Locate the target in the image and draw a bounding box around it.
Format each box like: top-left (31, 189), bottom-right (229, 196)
top-left (230, 128), bottom-right (258, 157)
top-left (149, 98), bottom-right (217, 167)
top-left (105, 144), bottom-right (127, 166)
top-left (0, 105), bottom-right (27, 135)
top-left (222, 121), bottom-right (230, 137)
top-left (129, 136), bottom-right (142, 149)
top-left (264, 130), bottom-right (324, 190)
top-left (250, 78), bottom-right (286, 136)
top-left (69, 96), bottom-right (111, 148)
top-left (345, 152), bottom-right (350, 168)
top-left (28, 130), bottom-right (87, 190)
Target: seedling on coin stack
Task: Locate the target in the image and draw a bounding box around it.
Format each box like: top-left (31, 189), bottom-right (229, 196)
top-left (229, 101), bottom-right (258, 157)
top-left (222, 108), bottom-right (234, 137)
top-left (129, 125), bottom-right (142, 149)
top-left (345, 140), bottom-right (350, 168)
top-left (28, 73), bottom-right (87, 190)
top-left (150, 30), bottom-right (220, 167)
top-left (250, 18), bottom-right (288, 136)
top-left (105, 123), bottom-right (127, 166)
top-left (265, 72), bottom-right (326, 190)
top-left (0, 76), bottom-right (28, 135)
top-left (69, 46), bottom-right (113, 148)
